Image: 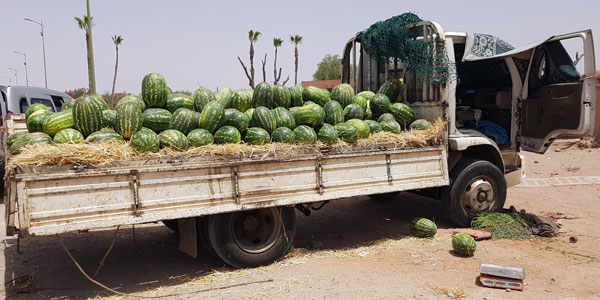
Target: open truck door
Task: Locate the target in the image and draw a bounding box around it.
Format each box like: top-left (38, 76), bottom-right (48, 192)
top-left (518, 30), bottom-right (596, 153)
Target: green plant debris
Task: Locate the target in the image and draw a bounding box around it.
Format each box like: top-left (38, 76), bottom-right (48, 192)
top-left (472, 212), bottom-right (533, 240)
top-left (566, 166), bottom-right (580, 173)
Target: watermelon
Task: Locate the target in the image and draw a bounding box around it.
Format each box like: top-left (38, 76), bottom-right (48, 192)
top-left (303, 101), bottom-right (316, 106)
top-left (115, 102), bottom-right (143, 139)
top-left (169, 108), bottom-right (198, 135)
top-left (289, 85), bottom-right (304, 107)
top-left (364, 103), bottom-right (373, 120)
top-left (452, 233), bottom-right (476, 256)
top-left (243, 108), bottom-right (255, 123)
top-left (250, 106), bottom-right (277, 133)
top-left (377, 113), bottom-right (396, 123)
top-left (85, 130), bottom-right (124, 143)
top-left (187, 128), bottom-right (214, 147)
top-left (193, 87), bottom-right (217, 112)
top-left (317, 123), bottom-right (338, 145)
top-left (166, 86), bottom-right (173, 95)
top-left (294, 103), bottom-right (325, 128)
top-left (378, 80), bottom-right (403, 102)
top-left (380, 119), bottom-right (402, 133)
top-left (343, 104), bottom-right (364, 121)
top-left (62, 99), bottom-right (76, 111)
top-left (73, 95), bottom-right (104, 137)
top-left (43, 110), bottom-right (75, 137)
top-left (351, 95), bottom-right (368, 111)
top-left (102, 110), bottom-right (117, 129)
top-left (27, 110), bottom-right (53, 133)
top-left (364, 120), bottom-right (383, 134)
top-left (271, 127), bottom-right (295, 143)
top-left (142, 73), bottom-right (169, 108)
top-left (89, 95), bottom-right (110, 110)
top-left (222, 109), bottom-right (249, 133)
top-left (26, 103), bottom-right (49, 118)
top-left (7, 132), bottom-right (28, 148)
top-left (198, 101), bottom-right (225, 133)
top-left (116, 95), bottom-right (146, 111)
top-left (213, 126), bottom-right (241, 144)
top-left (131, 128), bottom-right (160, 153)
top-left (289, 106), bottom-right (299, 117)
top-left (272, 107), bottom-right (296, 129)
top-left (253, 82), bottom-right (273, 108)
top-left (166, 94), bottom-right (195, 113)
top-left (159, 129), bottom-right (189, 151)
top-left (293, 125), bottom-right (317, 144)
top-left (370, 94), bottom-right (391, 116)
top-left (346, 119), bottom-right (370, 139)
top-left (356, 91), bottom-right (375, 100)
top-left (142, 108), bottom-right (172, 133)
top-left (410, 217), bottom-right (437, 238)
top-left (302, 86), bottom-right (330, 106)
top-left (331, 83), bottom-right (354, 107)
top-left (229, 90), bottom-right (252, 113)
top-left (390, 103), bottom-right (416, 128)
top-left (410, 119), bottom-right (432, 130)
top-left (334, 123), bottom-right (359, 144)
top-left (272, 85), bottom-right (291, 108)
top-left (244, 127), bottom-right (270, 145)
top-left (323, 100), bottom-right (344, 125)
top-left (214, 88), bottom-right (234, 108)
top-left (9, 132), bottom-right (52, 154)
top-left (53, 128), bottom-right (84, 144)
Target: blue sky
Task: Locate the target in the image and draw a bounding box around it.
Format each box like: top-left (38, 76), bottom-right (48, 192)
top-left (2, 0), bottom-right (599, 94)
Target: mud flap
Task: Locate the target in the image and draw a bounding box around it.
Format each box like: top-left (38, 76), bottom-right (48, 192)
top-left (177, 218), bottom-right (197, 258)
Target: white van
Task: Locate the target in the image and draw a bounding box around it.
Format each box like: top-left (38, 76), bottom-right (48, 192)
top-left (0, 85), bottom-right (72, 117)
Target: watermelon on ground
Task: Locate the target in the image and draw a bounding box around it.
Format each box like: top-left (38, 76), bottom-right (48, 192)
top-left (452, 233), bottom-right (476, 256)
top-left (351, 95), bottom-right (368, 111)
top-left (271, 127), bottom-right (295, 143)
top-left (89, 95), bottom-right (110, 110)
top-left (166, 94), bottom-right (195, 113)
top-left (272, 107), bottom-right (296, 129)
top-left (213, 126), bottom-right (241, 144)
top-left (390, 103), bottom-right (416, 128)
top-left (26, 110), bottom-right (53, 133)
top-left (6, 132), bottom-right (28, 148)
top-left (102, 110), bottom-right (117, 129)
top-left (9, 132), bottom-right (52, 154)
top-left (410, 217), bottom-right (437, 238)
top-left (409, 119), bottom-right (432, 130)
top-left (229, 90), bottom-right (253, 113)
top-left (380, 119), bottom-right (402, 133)
top-left (378, 80), bottom-right (403, 102)
top-left (169, 108), bottom-right (198, 135)
top-left (26, 103), bottom-right (49, 119)
top-left (222, 109), bottom-right (249, 133)
top-left (131, 128), bottom-right (160, 153)
top-left (377, 113), bottom-right (396, 123)
top-left (187, 128), bottom-right (214, 147)
top-left (85, 130), bottom-right (124, 143)
top-left (356, 91), bottom-right (375, 101)
top-left (370, 94), bottom-right (391, 117)
top-left (142, 73), bottom-right (169, 108)
top-left (330, 83), bottom-right (354, 107)
top-left (364, 120), bottom-right (383, 134)
top-left (214, 88), bottom-right (234, 108)
top-left (250, 106), bottom-right (277, 133)
top-left (116, 95), bottom-right (146, 111)
top-left (343, 104), bottom-right (364, 121)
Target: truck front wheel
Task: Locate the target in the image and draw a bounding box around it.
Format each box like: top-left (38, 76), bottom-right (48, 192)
top-left (206, 207), bottom-right (296, 268)
top-left (442, 159), bottom-right (506, 227)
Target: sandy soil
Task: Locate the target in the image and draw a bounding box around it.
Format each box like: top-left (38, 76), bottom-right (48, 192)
top-left (2, 141), bottom-right (600, 300)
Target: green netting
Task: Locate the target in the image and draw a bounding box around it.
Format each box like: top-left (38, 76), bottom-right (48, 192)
top-left (360, 13), bottom-right (455, 84)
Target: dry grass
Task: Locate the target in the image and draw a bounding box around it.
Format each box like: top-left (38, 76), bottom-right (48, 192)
top-left (7, 119), bottom-right (444, 171)
top-left (429, 285), bottom-right (466, 298)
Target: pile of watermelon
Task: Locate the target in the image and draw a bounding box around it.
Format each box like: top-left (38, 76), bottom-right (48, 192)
top-left (9, 73), bottom-right (433, 155)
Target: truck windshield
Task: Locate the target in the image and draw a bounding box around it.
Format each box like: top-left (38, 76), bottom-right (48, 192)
top-left (30, 98), bottom-right (56, 112)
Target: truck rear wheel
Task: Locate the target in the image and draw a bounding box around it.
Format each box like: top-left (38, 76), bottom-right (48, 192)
top-left (442, 158), bottom-right (506, 227)
top-left (206, 207), bottom-right (296, 268)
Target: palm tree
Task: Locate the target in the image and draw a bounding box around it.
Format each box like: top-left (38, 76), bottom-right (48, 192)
top-left (290, 35), bottom-right (303, 85)
top-left (238, 30), bottom-right (262, 88)
top-left (111, 35), bottom-right (124, 97)
top-left (74, 15), bottom-right (95, 94)
top-left (273, 38), bottom-right (283, 84)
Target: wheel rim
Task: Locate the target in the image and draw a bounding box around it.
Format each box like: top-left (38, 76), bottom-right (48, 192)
top-left (231, 208), bottom-right (281, 254)
top-left (461, 175), bottom-right (497, 215)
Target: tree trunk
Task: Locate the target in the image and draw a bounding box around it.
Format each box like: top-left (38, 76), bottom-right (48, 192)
top-left (111, 45), bottom-right (119, 97)
top-left (249, 41), bottom-right (255, 89)
top-left (86, 0), bottom-right (96, 94)
top-left (261, 53), bottom-right (267, 83)
top-left (273, 47), bottom-right (278, 84)
top-left (86, 33), bottom-right (93, 94)
top-left (294, 46), bottom-right (299, 85)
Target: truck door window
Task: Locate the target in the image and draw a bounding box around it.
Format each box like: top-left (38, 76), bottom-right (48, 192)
top-left (50, 95), bottom-right (64, 111)
top-left (19, 98), bottom-right (29, 113)
top-left (30, 98), bottom-right (55, 112)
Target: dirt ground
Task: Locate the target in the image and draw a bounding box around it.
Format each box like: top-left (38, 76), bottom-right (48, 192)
top-left (2, 140), bottom-right (600, 300)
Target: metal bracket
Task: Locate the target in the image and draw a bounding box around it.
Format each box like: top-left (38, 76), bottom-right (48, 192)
top-left (317, 162), bottom-right (324, 195)
top-left (130, 170), bottom-right (141, 216)
top-left (385, 154), bottom-right (393, 185)
top-left (232, 166), bottom-right (240, 204)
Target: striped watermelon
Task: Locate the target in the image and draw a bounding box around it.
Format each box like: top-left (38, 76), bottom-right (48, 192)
top-left (253, 82), bottom-right (273, 108)
top-left (334, 123), bottom-right (359, 143)
top-left (370, 94), bottom-right (391, 117)
top-left (142, 108), bottom-right (172, 133)
top-left (159, 129), bottom-right (189, 151)
top-left (102, 110), bottom-right (117, 129)
top-left (73, 95), bottom-right (104, 137)
top-left (294, 103), bottom-right (325, 127)
top-left (272, 107), bottom-right (296, 129)
top-left (272, 85), bottom-right (291, 108)
top-left (410, 217), bottom-right (437, 238)
top-left (198, 101), bottom-right (225, 133)
top-left (378, 80), bottom-right (403, 102)
top-left (214, 126), bottom-right (241, 144)
top-left (351, 95), bottom-right (368, 111)
top-left (409, 119), bottom-right (432, 130)
top-left (214, 88), bottom-right (234, 108)
top-left (346, 119), bottom-right (370, 139)
top-left (166, 94), bottom-right (195, 113)
top-left (131, 128), bottom-right (160, 153)
top-left (243, 108), bottom-right (255, 123)
top-left (250, 106), bottom-right (277, 133)
top-left (43, 110), bottom-right (75, 137)
top-left (364, 120), bottom-right (383, 134)
top-left (317, 123), bottom-right (338, 145)
top-left (6, 132), bottom-right (28, 148)
top-left (27, 110), bottom-right (53, 133)
top-left (187, 128), bottom-right (214, 147)
top-left (390, 103), bottom-right (416, 128)
top-left (9, 132), bottom-right (52, 154)
top-left (302, 86), bottom-right (330, 106)
top-left (324, 100), bottom-right (344, 125)
top-left (293, 125), bottom-right (317, 144)
top-left (89, 95), bottom-right (110, 110)
top-left (271, 127), bottom-right (295, 143)
top-left (289, 85), bottom-right (304, 107)
top-left (331, 84), bottom-right (354, 107)
top-left (85, 130), bottom-right (124, 143)
top-left (452, 233), bottom-right (476, 256)
top-left (169, 108), bottom-right (198, 135)
top-left (193, 87), bottom-right (217, 112)
top-left (377, 113), bottom-right (396, 123)
top-left (116, 95), bottom-right (146, 111)
top-left (26, 103), bottom-right (49, 118)
top-left (243, 127), bottom-right (270, 145)
top-left (222, 109), bottom-right (249, 133)
top-left (343, 104), bottom-right (364, 121)
top-left (115, 102), bottom-right (143, 139)
top-left (53, 128), bottom-right (84, 144)
top-left (380, 119), bottom-right (402, 133)
top-left (142, 73), bottom-right (169, 108)
top-left (62, 99), bottom-right (76, 111)
top-left (229, 90), bottom-right (253, 113)
top-left (356, 91), bottom-right (375, 101)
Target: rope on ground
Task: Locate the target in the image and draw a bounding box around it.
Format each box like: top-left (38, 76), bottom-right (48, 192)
top-left (93, 225), bottom-right (120, 277)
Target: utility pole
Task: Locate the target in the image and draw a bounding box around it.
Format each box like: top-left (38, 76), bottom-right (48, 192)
top-left (86, 0), bottom-right (96, 94)
top-left (9, 68), bottom-right (18, 85)
top-left (24, 18), bottom-right (48, 88)
top-left (13, 51), bottom-right (29, 86)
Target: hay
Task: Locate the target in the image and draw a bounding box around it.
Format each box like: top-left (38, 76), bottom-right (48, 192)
top-left (471, 212), bottom-right (533, 240)
top-left (8, 118), bottom-right (445, 170)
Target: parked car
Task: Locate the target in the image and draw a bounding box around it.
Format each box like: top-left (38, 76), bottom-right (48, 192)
top-left (0, 85), bottom-right (72, 117)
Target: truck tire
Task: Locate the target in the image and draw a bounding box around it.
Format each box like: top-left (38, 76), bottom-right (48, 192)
top-left (442, 158), bottom-right (506, 227)
top-left (369, 192), bottom-right (400, 201)
top-left (195, 216), bottom-right (218, 258)
top-left (206, 207), bottom-right (296, 268)
top-left (162, 220), bottom-right (179, 233)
